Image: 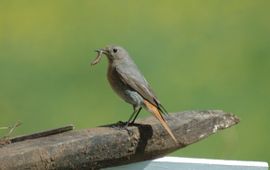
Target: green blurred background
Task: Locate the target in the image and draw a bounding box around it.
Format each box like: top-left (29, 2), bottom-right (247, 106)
top-left (0, 0), bottom-right (269, 163)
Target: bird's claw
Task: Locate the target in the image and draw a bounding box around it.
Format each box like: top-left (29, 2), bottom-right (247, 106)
top-left (112, 121), bottom-right (133, 135)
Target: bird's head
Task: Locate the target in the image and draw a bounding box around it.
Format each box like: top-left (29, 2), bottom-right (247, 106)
top-left (91, 45), bottom-right (128, 65)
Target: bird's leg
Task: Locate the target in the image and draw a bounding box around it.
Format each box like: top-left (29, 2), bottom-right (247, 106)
top-left (114, 106), bottom-right (141, 134)
top-left (131, 107), bottom-right (142, 124)
top-left (115, 106), bottom-right (137, 127)
top-left (123, 106), bottom-right (140, 127)
top-left (112, 107), bottom-right (140, 135)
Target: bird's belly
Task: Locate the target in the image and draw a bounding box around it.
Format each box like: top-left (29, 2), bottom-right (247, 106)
top-left (107, 69), bottom-right (143, 106)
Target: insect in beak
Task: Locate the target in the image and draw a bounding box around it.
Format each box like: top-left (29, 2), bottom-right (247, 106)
top-left (91, 49), bottom-right (104, 65)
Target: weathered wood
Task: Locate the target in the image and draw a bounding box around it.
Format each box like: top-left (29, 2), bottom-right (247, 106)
top-left (0, 110), bottom-right (239, 170)
top-left (0, 125), bottom-right (74, 146)
top-left (10, 125), bottom-right (74, 143)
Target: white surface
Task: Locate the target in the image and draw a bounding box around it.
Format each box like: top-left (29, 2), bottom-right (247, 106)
top-left (154, 157), bottom-right (269, 167)
top-left (105, 156), bottom-right (269, 170)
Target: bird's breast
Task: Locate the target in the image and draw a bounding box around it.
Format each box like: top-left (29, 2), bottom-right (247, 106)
top-left (107, 65), bottom-right (126, 97)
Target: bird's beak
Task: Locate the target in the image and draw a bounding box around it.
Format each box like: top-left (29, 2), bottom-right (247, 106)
top-left (91, 48), bottom-right (107, 65)
top-left (96, 48), bottom-right (110, 54)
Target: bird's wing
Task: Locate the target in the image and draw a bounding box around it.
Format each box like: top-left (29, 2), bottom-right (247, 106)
top-left (115, 63), bottom-right (161, 107)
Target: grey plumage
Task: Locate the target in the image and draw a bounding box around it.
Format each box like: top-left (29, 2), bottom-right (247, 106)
top-left (91, 45), bottom-right (178, 144)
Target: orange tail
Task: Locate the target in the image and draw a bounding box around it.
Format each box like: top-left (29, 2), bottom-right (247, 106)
top-left (143, 100), bottom-right (178, 144)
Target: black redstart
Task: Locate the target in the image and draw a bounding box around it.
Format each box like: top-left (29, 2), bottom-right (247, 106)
top-left (91, 45), bottom-right (178, 144)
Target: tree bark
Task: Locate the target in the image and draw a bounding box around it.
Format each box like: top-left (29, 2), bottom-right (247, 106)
top-left (0, 110), bottom-right (239, 170)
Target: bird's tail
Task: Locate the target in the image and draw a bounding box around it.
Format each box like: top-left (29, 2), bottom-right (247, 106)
top-left (143, 100), bottom-right (178, 144)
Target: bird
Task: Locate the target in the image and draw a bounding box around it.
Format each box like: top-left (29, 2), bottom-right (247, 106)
top-left (91, 45), bottom-right (178, 144)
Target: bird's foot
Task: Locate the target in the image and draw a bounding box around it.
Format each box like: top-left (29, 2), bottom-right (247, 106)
top-left (117, 121), bottom-right (127, 126)
top-left (112, 121), bottom-right (133, 135)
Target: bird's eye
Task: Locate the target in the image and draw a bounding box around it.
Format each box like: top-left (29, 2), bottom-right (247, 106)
top-left (113, 48), bottom-right (118, 53)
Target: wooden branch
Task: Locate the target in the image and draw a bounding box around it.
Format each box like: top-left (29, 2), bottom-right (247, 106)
top-left (10, 125), bottom-right (74, 143)
top-left (0, 110), bottom-right (239, 170)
